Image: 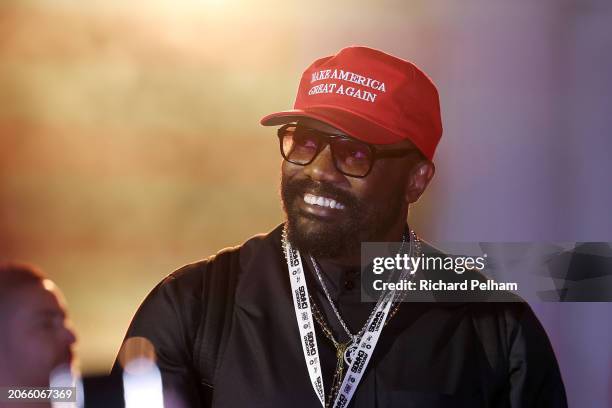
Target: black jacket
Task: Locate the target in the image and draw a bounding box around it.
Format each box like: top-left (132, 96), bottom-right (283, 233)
top-left (116, 225), bottom-right (567, 407)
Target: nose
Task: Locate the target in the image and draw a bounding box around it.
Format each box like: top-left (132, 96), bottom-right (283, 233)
top-left (302, 144), bottom-right (345, 184)
top-left (63, 324), bottom-right (77, 346)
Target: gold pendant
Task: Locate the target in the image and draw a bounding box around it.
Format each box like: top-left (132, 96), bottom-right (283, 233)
top-left (336, 342), bottom-right (347, 359)
top-left (327, 342), bottom-right (350, 408)
top-left (344, 341), bottom-right (359, 366)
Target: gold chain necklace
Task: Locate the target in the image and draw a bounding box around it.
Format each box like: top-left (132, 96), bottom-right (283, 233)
top-left (281, 225), bottom-right (421, 407)
top-left (309, 292), bottom-right (407, 407)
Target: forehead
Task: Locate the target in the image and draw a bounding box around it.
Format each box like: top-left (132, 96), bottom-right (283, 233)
top-left (9, 281), bottom-right (66, 318)
top-left (295, 117), bottom-right (418, 150)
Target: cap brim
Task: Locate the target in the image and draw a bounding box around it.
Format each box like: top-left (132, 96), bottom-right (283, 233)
top-left (260, 106), bottom-right (406, 146)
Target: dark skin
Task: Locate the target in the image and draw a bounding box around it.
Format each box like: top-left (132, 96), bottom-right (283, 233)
top-left (281, 117), bottom-right (435, 267)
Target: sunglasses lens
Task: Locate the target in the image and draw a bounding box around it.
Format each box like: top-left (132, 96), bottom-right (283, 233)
top-left (280, 126), bottom-right (320, 164)
top-left (331, 139), bottom-right (373, 177)
top-left (278, 125), bottom-right (374, 177)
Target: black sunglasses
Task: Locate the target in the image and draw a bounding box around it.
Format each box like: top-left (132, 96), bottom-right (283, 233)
top-left (277, 124), bottom-right (416, 178)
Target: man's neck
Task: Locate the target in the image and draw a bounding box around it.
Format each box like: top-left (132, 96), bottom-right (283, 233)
top-left (317, 221), bottom-right (407, 269)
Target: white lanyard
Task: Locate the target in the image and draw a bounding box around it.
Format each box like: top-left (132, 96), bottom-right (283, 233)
top-left (332, 291), bottom-right (393, 407)
top-left (285, 240), bottom-right (326, 406)
top-left (284, 238), bottom-right (394, 408)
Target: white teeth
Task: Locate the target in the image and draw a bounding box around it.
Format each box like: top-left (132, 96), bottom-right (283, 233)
top-left (303, 193), bottom-right (345, 210)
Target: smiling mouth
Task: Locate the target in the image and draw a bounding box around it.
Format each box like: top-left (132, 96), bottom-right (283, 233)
top-left (303, 193), bottom-right (346, 210)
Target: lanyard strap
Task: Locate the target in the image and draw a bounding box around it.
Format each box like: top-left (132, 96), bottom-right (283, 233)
top-left (283, 238), bottom-right (393, 408)
top-left (285, 240), bottom-right (326, 406)
top-left (332, 290), bottom-right (393, 407)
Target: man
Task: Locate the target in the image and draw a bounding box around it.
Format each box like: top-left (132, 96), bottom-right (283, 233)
top-left (0, 263), bottom-right (77, 407)
top-left (118, 46), bottom-right (567, 407)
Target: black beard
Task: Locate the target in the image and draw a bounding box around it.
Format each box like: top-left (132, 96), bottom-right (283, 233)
top-left (280, 175), bottom-right (404, 259)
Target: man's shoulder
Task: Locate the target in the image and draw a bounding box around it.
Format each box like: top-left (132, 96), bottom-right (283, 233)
top-left (133, 224), bottom-right (283, 327)
top-left (164, 224), bottom-right (284, 287)
top-left (416, 242), bottom-right (540, 345)
top-left (416, 240), bottom-right (524, 304)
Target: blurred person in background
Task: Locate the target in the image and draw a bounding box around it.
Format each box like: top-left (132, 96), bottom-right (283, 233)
top-left (0, 263), bottom-right (77, 405)
top-left (117, 46), bottom-right (567, 407)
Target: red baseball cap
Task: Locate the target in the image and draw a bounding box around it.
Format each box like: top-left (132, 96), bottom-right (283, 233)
top-left (260, 46), bottom-right (443, 160)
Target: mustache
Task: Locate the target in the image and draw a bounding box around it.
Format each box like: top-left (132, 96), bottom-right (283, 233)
top-left (282, 178), bottom-right (358, 209)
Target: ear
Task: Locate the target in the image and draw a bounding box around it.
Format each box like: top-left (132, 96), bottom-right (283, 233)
top-left (404, 160), bottom-right (435, 204)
